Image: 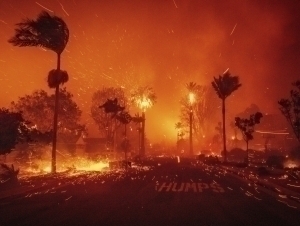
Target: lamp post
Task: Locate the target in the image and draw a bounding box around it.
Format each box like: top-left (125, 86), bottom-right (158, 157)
top-left (131, 86), bottom-right (156, 157)
top-left (189, 92), bottom-right (195, 156)
top-left (139, 98), bottom-right (151, 157)
top-left (137, 97), bottom-right (152, 157)
top-left (141, 110), bottom-right (146, 156)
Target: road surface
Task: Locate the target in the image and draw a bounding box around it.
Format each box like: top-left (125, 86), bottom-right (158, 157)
top-left (1, 157), bottom-right (300, 226)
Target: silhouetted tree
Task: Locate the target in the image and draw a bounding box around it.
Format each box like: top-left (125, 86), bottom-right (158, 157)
top-left (0, 108), bottom-right (31, 156)
top-left (115, 111), bottom-right (132, 166)
top-left (175, 122), bottom-right (185, 152)
top-left (91, 87), bottom-right (127, 144)
top-left (131, 113), bottom-right (144, 153)
top-left (235, 112), bottom-right (263, 164)
top-left (212, 70), bottom-right (242, 162)
top-left (11, 88), bottom-right (84, 144)
top-left (229, 104), bottom-right (261, 148)
top-left (9, 11), bottom-right (69, 173)
top-left (175, 122), bottom-right (185, 140)
top-left (0, 163), bottom-right (20, 188)
top-left (180, 85), bottom-right (218, 146)
top-left (185, 82), bottom-right (197, 155)
top-left (99, 98), bottom-right (125, 116)
top-left (278, 80), bottom-right (300, 143)
top-left (115, 111), bottom-right (132, 125)
top-left (266, 155), bottom-right (284, 169)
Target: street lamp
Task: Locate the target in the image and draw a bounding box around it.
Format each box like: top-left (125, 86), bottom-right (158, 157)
top-left (139, 97), bottom-right (151, 157)
top-left (131, 86), bottom-right (156, 157)
top-left (189, 92), bottom-right (195, 156)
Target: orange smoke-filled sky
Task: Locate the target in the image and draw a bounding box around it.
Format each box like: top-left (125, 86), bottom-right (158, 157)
top-left (0, 0), bottom-right (300, 143)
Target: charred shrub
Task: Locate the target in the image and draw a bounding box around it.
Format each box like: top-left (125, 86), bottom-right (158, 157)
top-left (0, 163), bottom-right (19, 190)
top-left (266, 155), bottom-right (285, 169)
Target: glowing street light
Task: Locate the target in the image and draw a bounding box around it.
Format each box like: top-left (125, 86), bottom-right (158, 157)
top-left (186, 82), bottom-right (197, 157)
top-left (189, 92), bottom-right (196, 105)
top-left (138, 96), bottom-right (153, 157)
top-left (135, 95), bottom-right (153, 112)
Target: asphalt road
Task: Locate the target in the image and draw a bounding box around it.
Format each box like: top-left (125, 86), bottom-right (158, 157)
top-left (1, 157), bottom-right (300, 226)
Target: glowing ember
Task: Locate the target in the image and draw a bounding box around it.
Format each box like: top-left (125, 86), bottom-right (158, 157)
top-left (70, 160), bottom-right (109, 171)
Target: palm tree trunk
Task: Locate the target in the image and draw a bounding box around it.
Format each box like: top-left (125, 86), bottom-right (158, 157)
top-left (246, 141), bottom-right (249, 165)
top-left (222, 98), bottom-right (227, 162)
top-left (113, 118), bottom-right (116, 159)
top-left (51, 53), bottom-right (61, 173)
top-left (138, 124), bottom-right (141, 155)
top-left (189, 106), bottom-right (193, 156)
top-left (124, 124), bottom-right (127, 170)
top-left (141, 112), bottom-right (145, 157)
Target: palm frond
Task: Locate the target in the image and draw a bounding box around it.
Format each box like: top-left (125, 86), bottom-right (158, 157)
top-left (47, 69), bottom-right (69, 88)
top-left (211, 70), bottom-right (242, 100)
top-left (8, 11), bottom-right (69, 54)
top-left (186, 82), bottom-right (198, 92)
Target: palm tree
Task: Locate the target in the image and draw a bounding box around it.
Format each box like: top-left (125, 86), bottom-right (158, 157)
top-left (132, 113), bottom-right (144, 154)
top-left (8, 11), bottom-right (69, 173)
top-left (186, 82), bottom-right (198, 156)
top-left (186, 82), bottom-right (198, 94)
top-left (175, 122), bottom-right (184, 133)
top-left (212, 70), bottom-right (241, 162)
top-left (130, 86), bottom-right (157, 156)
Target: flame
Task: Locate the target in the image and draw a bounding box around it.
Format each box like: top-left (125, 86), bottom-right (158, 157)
top-left (284, 160), bottom-right (299, 169)
top-left (68, 159), bottom-right (109, 171)
top-left (22, 157), bottom-right (109, 175)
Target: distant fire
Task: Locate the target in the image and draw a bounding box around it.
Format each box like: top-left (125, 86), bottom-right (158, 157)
top-left (284, 160), bottom-right (299, 169)
top-left (21, 157), bottom-right (109, 176)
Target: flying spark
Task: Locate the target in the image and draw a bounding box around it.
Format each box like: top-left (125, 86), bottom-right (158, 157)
top-left (0, 19), bottom-right (8, 25)
top-left (230, 23), bottom-right (237, 35)
top-left (172, 0), bottom-right (178, 8)
top-left (58, 1), bottom-right (70, 16)
top-left (35, 2), bottom-right (54, 12)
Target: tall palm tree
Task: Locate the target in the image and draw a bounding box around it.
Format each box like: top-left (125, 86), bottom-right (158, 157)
top-left (186, 82), bottom-right (198, 156)
top-left (186, 82), bottom-right (198, 94)
top-left (211, 70), bottom-right (241, 162)
top-left (8, 11), bottom-right (69, 173)
top-left (130, 86), bottom-right (157, 156)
